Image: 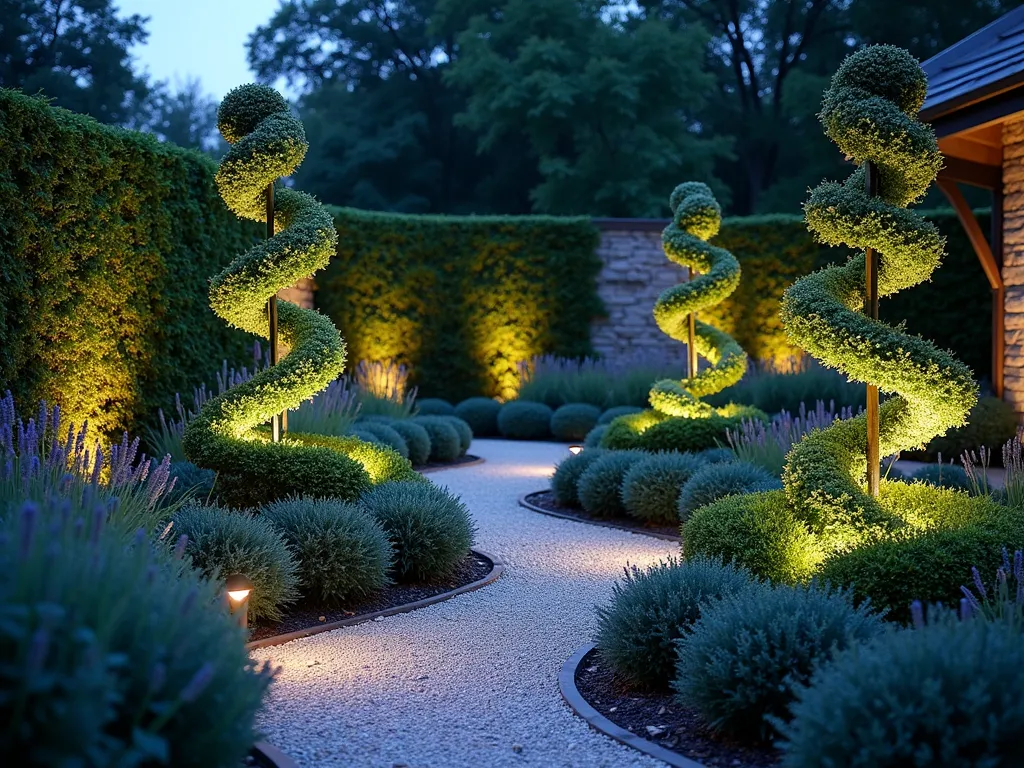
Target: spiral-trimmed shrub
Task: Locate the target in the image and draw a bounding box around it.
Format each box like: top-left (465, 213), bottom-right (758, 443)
top-left (182, 84), bottom-right (413, 507)
top-left (621, 452), bottom-right (704, 524)
top-left (454, 397), bottom-right (502, 437)
top-left (780, 45), bottom-right (976, 546)
top-left (602, 183), bottom-right (761, 452)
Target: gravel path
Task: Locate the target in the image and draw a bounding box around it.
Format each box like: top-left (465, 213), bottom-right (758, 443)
top-left (253, 439), bottom-right (677, 767)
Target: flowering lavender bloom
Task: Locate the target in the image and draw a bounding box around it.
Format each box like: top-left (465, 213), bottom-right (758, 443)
top-left (960, 548), bottom-right (1024, 629)
top-left (0, 391), bottom-right (174, 533)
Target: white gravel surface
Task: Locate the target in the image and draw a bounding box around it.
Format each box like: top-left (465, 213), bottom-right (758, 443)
top-left (253, 439), bottom-right (677, 767)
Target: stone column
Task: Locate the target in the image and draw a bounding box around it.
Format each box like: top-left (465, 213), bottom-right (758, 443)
top-left (1003, 117), bottom-right (1024, 414)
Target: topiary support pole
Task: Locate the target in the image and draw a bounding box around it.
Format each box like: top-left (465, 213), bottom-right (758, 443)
top-left (266, 180), bottom-right (282, 442)
top-left (687, 269), bottom-right (698, 380)
top-left (864, 161), bottom-right (880, 497)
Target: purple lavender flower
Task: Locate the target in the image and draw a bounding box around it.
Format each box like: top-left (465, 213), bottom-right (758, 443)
top-left (19, 501), bottom-right (38, 557)
top-left (178, 662), bottom-right (215, 703)
top-left (971, 566), bottom-right (988, 599)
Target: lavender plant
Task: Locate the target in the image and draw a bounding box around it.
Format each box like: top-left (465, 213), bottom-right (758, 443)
top-left (727, 401), bottom-right (854, 476)
top-left (962, 431), bottom-right (1024, 506)
top-left (960, 548), bottom-right (1024, 629)
top-left (0, 391), bottom-right (174, 533)
top-left (0, 497), bottom-right (274, 765)
top-left (517, 353), bottom-right (686, 409)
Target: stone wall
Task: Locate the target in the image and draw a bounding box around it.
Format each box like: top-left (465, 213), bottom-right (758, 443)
top-left (1003, 118), bottom-right (1024, 413)
top-left (590, 220), bottom-right (688, 368)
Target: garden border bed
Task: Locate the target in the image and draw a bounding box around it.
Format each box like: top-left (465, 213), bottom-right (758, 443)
top-left (251, 740), bottom-right (299, 768)
top-left (245, 549), bottom-right (504, 649)
top-left (518, 491), bottom-right (681, 542)
top-left (417, 454), bottom-right (486, 474)
top-left (560, 643), bottom-right (706, 768)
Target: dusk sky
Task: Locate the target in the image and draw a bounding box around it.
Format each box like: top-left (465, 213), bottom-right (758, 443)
top-left (118, 0), bottom-right (283, 98)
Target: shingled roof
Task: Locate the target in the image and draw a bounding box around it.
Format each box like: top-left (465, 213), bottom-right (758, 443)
top-left (921, 5), bottom-right (1024, 123)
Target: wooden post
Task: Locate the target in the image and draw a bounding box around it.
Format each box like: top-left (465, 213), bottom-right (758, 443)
top-left (266, 181), bottom-right (284, 442)
top-left (865, 162), bottom-right (880, 497)
top-left (687, 269), bottom-right (698, 380)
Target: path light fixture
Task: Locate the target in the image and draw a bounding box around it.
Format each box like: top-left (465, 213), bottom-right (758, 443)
top-left (226, 573), bottom-right (254, 628)
top-left (568, 445), bottom-right (583, 455)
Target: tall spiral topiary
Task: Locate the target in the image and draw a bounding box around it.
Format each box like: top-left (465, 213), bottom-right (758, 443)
top-left (602, 183), bottom-right (763, 452)
top-left (183, 84), bottom-right (415, 506)
top-left (779, 45), bottom-right (977, 546)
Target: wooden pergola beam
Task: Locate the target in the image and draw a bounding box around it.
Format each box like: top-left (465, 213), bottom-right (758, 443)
top-left (937, 177), bottom-right (1004, 397)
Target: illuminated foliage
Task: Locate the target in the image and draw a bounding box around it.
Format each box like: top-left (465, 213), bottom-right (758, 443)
top-left (183, 84), bottom-right (412, 506)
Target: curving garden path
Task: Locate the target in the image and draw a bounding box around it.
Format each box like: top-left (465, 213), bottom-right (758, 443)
top-left (252, 439), bottom-right (677, 767)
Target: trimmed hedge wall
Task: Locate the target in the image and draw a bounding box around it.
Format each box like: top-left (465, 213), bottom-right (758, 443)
top-left (0, 89), bottom-right (258, 438)
top-left (701, 210), bottom-right (993, 380)
top-left (318, 207), bottom-right (603, 402)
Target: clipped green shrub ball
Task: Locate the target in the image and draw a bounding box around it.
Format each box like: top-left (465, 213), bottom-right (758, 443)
top-left (173, 503), bottom-right (300, 623)
top-left (910, 463), bottom-right (971, 492)
top-left (683, 490), bottom-right (820, 584)
top-left (779, 614), bottom-right (1024, 767)
top-left (584, 425), bottom-right (608, 448)
top-left (416, 398), bottom-right (455, 416)
top-left (675, 582), bottom-right (884, 740)
top-left (696, 447), bottom-right (736, 465)
top-left (603, 409), bottom-right (765, 453)
top-left (454, 397), bottom-right (502, 437)
top-left (411, 416), bottom-right (461, 463)
top-left (390, 420), bottom-right (431, 466)
top-left (598, 405), bottom-right (645, 425)
top-left (550, 448), bottom-right (606, 506)
top-left (577, 450), bottom-right (648, 518)
top-left (356, 422), bottom-right (409, 459)
top-left (0, 498), bottom-right (272, 766)
top-left (440, 415), bottom-right (473, 455)
top-left (550, 403), bottom-right (602, 442)
top-left (350, 428), bottom-right (383, 445)
top-left (163, 460), bottom-right (217, 507)
top-left (358, 481), bottom-right (476, 582)
top-left (262, 496), bottom-right (393, 605)
top-left (678, 461), bottom-right (782, 521)
top-left (498, 401), bottom-right (554, 440)
top-left (290, 432), bottom-right (419, 485)
top-left (596, 557), bottom-right (753, 691)
top-left (621, 452), bottom-right (705, 524)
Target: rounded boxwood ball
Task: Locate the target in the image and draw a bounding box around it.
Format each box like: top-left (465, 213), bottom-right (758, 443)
top-left (356, 422), bottom-right (409, 459)
top-left (622, 452), bottom-right (705, 524)
top-left (390, 420), bottom-right (431, 466)
top-left (349, 428), bottom-right (383, 445)
top-left (584, 424), bottom-right (608, 448)
top-left (498, 401), bottom-right (554, 440)
top-left (551, 403), bottom-right (602, 442)
top-left (358, 481), bottom-right (476, 582)
top-left (577, 450), bottom-right (648, 517)
top-left (455, 397), bottom-right (502, 437)
top-left (173, 503), bottom-right (299, 623)
top-left (599, 405), bottom-right (645, 425)
top-left (678, 460), bottom-right (781, 521)
top-left (416, 398), bottom-right (455, 416)
top-left (440, 415), bottom-right (473, 455)
top-left (411, 416), bottom-right (461, 463)
top-left (262, 496), bottom-right (393, 604)
top-left (596, 557), bottom-right (752, 691)
top-left (550, 448), bottom-right (606, 506)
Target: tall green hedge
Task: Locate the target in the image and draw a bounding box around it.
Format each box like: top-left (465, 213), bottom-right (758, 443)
top-left (318, 207), bottom-right (603, 401)
top-left (0, 89), bottom-right (258, 438)
top-left (702, 210), bottom-right (993, 380)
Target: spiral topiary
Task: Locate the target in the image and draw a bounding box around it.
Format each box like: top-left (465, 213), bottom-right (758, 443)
top-left (780, 45), bottom-right (977, 547)
top-left (602, 183), bottom-right (763, 452)
top-left (182, 84), bottom-right (413, 506)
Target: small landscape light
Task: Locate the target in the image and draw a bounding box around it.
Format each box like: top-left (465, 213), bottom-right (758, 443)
top-left (225, 573), bottom-right (254, 628)
top-left (568, 445), bottom-right (583, 455)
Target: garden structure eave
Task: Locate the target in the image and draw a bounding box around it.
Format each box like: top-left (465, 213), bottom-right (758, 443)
top-left (919, 6), bottom-right (1024, 401)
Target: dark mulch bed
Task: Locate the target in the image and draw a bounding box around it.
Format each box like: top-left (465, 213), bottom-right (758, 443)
top-left (416, 454), bottom-right (483, 473)
top-left (524, 490), bottom-right (680, 540)
top-left (248, 552), bottom-right (493, 642)
top-left (576, 648), bottom-right (781, 768)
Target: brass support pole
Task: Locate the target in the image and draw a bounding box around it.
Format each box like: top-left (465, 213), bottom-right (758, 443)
top-left (687, 269), bottom-right (698, 380)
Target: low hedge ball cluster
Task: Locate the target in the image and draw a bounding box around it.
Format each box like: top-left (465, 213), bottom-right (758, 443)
top-left (450, 397), bottom-right (619, 444)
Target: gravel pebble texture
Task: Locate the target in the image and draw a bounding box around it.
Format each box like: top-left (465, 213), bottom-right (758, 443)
top-left (253, 439), bottom-right (677, 767)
